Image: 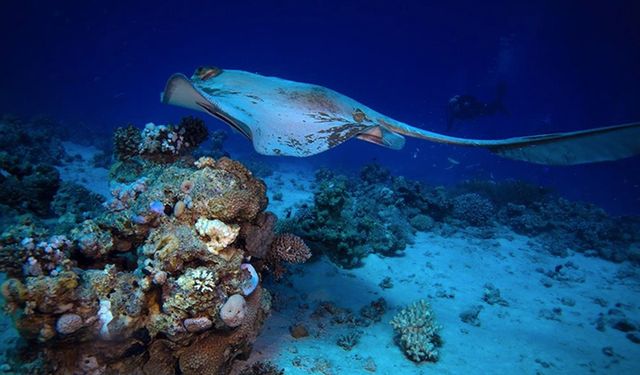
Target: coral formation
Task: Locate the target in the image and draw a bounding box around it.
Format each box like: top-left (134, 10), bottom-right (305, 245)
top-left (390, 299), bottom-right (442, 362)
top-left (113, 117), bottom-right (209, 164)
top-left (0, 137), bottom-right (290, 373)
top-left (266, 233), bottom-right (312, 279)
top-left (280, 163), bottom-right (640, 267)
top-left (281, 165), bottom-right (413, 268)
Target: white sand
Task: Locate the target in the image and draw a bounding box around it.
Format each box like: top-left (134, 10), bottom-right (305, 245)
top-left (56, 141), bottom-right (110, 198)
top-left (239, 170), bottom-right (640, 375)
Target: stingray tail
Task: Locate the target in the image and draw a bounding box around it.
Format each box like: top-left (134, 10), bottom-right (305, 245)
top-left (384, 120), bottom-right (640, 165)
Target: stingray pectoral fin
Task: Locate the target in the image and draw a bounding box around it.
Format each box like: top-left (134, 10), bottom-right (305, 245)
top-left (486, 122), bottom-right (640, 165)
top-left (384, 120), bottom-right (640, 165)
top-left (161, 74), bottom-right (210, 112)
top-left (356, 126), bottom-right (406, 150)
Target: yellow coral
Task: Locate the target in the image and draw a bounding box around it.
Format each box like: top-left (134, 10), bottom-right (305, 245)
top-left (194, 218), bottom-right (239, 254)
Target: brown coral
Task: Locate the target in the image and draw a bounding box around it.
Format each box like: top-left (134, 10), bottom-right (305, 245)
top-left (177, 116), bottom-right (209, 152)
top-left (269, 233), bottom-right (312, 264)
top-left (266, 233), bottom-right (311, 280)
top-left (113, 125), bottom-right (142, 161)
top-left (178, 286), bottom-right (269, 375)
top-left (240, 212), bottom-right (277, 259)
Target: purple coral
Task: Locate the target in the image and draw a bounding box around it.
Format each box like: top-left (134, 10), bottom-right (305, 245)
top-left (149, 201), bottom-right (165, 215)
top-left (104, 177), bottom-right (148, 211)
top-left (21, 235), bottom-right (70, 276)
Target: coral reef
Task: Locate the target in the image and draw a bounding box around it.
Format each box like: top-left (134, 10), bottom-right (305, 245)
top-left (282, 165), bottom-right (414, 268)
top-left (266, 233), bottom-right (312, 279)
top-left (239, 361), bottom-right (285, 375)
top-left (0, 147), bottom-right (293, 374)
top-left (451, 193), bottom-right (494, 227)
top-left (0, 115), bottom-right (68, 166)
top-left (0, 154), bottom-right (61, 216)
top-left (390, 299), bottom-right (442, 363)
top-left (113, 117), bottom-right (209, 164)
top-left (281, 163), bottom-right (640, 267)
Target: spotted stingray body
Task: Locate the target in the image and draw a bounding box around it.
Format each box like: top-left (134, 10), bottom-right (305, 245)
top-left (162, 67), bottom-right (640, 165)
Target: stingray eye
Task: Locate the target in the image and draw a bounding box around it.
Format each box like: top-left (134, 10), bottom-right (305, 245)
top-left (195, 66), bottom-right (223, 80)
top-left (352, 108), bottom-right (366, 123)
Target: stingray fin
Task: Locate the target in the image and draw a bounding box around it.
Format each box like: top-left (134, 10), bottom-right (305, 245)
top-left (162, 74), bottom-right (253, 140)
top-left (486, 122), bottom-right (640, 165)
top-left (384, 120), bottom-right (640, 165)
top-left (356, 126), bottom-right (406, 150)
top-left (161, 74), bottom-right (210, 112)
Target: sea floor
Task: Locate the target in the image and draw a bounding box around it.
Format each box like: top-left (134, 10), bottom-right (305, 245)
top-left (1, 147), bottom-right (639, 374)
top-left (230, 170), bottom-right (640, 375)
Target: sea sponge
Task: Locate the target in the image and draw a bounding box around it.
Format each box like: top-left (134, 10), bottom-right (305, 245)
top-left (220, 294), bottom-right (247, 327)
top-left (390, 299), bottom-right (442, 362)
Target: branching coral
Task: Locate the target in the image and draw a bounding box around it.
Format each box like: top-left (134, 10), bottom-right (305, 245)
top-left (266, 233), bottom-right (312, 279)
top-left (390, 299), bottom-right (442, 363)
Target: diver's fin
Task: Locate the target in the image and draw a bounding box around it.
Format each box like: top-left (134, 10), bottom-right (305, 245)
top-left (161, 74), bottom-right (209, 112)
top-left (383, 120), bottom-right (640, 165)
top-left (356, 126), bottom-right (406, 150)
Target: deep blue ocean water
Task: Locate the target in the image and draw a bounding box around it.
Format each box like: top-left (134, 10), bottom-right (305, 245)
top-left (1, 0), bottom-right (639, 213)
top-left (1, 2), bottom-right (640, 374)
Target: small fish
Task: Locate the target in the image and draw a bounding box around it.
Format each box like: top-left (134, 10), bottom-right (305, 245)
top-left (445, 157), bottom-right (460, 170)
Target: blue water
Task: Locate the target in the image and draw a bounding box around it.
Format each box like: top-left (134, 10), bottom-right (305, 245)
top-left (1, 1), bottom-right (640, 374)
top-left (1, 0), bottom-right (638, 213)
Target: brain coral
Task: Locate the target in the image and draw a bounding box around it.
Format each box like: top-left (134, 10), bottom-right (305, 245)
top-left (390, 299), bottom-right (442, 362)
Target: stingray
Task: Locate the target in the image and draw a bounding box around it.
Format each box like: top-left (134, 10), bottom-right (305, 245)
top-left (162, 66), bottom-right (640, 165)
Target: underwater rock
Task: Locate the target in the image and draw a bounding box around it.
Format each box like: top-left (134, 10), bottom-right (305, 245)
top-left (238, 361), bottom-right (285, 375)
top-left (459, 305), bottom-right (483, 327)
top-left (55, 313), bottom-right (83, 335)
top-left (359, 298), bottom-right (387, 324)
top-left (240, 211), bottom-right (276, 259)
top-left (482, 283), bottom-right (509, 306)
top-left (184, 316), bottom-right (213, 333)
top-left (289, 324), bottom-right (309, 339)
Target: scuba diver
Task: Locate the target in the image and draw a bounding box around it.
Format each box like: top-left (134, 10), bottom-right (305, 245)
top-left (446, 82), bottom-right (507, 129)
